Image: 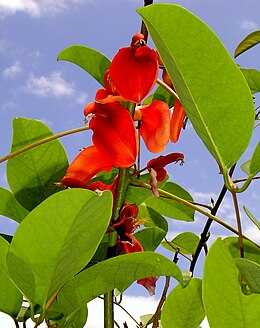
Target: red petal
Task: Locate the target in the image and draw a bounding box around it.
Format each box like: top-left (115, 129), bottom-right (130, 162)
top-left (61, 145), bottom-right (113, 188)
top-left (87, 102), bottom-right (138, 167)
top-left (109, 46), bottom-right (158, 103)
top-left (170, 99), bottom-right (186, 143)
top-left (122, 235), bottom-right (143, 253)
top-left (95, 88), bottom-right (126, 104)
top-left (137, 277), bottom-right (158, 296)
top-left (139, 100), bottom-right (170, 153)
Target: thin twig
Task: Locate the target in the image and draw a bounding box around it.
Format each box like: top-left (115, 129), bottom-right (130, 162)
top-left (156, 78), bottom-right (180, 101)
top-left (232, 191), bottom-right (244, 258)
top-left (0, 126), bottom-right (89, 164)
top-left (164, 238), bottom-right (191, 261)
top-left (233, 175), bottom-right (260, 184)
top-left (152, 276), bottom-right (171, 328)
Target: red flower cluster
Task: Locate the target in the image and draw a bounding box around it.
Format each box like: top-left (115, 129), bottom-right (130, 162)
top-left (60, 33), bottom-right (186, 295)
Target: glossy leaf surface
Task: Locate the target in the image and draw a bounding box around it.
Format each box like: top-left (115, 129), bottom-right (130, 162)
top-left (0, 187), bottom-right (29, 223)
top-left (137, 4), bottom-right (255, 169)
top-left (161, 278), bottom-right (205, 328)
top-left (145, 182), bottom-right (194, 221)
top-left (7, 118), bottom-right (68, 211)
top-left (7, 189), bottom-right (112, 308)
top-left (234, 31), bottom-right (260, 58)
top-left (203, 238), bottom-right (260, 327)
top-left (56, 252), bottom-right (183, 325)
top-left (134, 227), bottom-right (166, 251)
top-left (57, 45), bottom-right (111, 86)
top-left (0, 237), bottom-right (23, 317)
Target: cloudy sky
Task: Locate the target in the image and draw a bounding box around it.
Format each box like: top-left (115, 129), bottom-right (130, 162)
top-left (0, 0), bottom-right (259, 327)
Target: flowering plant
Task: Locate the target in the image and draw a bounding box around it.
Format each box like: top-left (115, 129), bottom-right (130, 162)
top-left (0, 2), bottom-right (259, 328)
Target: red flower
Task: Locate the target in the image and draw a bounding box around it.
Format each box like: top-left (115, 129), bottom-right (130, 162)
top-left (147, 153), bottom-right (184, 182)
top-left (135, 100), bottom-right (170, 153)
top-left (137, 277), bottom-right (158, 296)
top-left (170, 99), bottom-right (186, 143)
top-left (61, 145), bottom-right (113, 188)
top-left (84, 101), bottom-right (138, 167)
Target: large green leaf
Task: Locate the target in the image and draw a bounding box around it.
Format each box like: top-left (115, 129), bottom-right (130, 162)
top-left (235, 258), bottom-right (260, 294)
top-left (7, 189), bottom-right (112, 310)
top-left (134, 227), bottom-right (166, 251)
top-left (241, 68), bottom-right (260, 94)
top-left (0, 187), bottom-right (29, 223)
top-left (7, 117), bottom-right (68, 211)
top-left (203, 238), bottom-right (260, 327)
top-left (161, 278), bottom-right (205, 328)
top-left (55, 252), bottom-right (183, 326)
top-left (137, 4), bottom-right (255, 169)
top-left (162, 232), bottom-right (199, 255)
top-left (0, 237), bottom-right (23, 317)
top-left (57, 45), bottom-right (111, 87)
top-left (234, 31), bottom-right (260, 58)
top-left (145, 182), bottom-right (194, 221)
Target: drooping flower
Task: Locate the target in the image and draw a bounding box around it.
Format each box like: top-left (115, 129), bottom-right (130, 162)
top-left (135, 100), bottom-right (170, 153)
top-left (170, 99), bottom-right (186, 143)
top-left (61, 145), bottom-right (114, 188)
top-left (113, 202), bottom-right (158, 295)
top-left (147, 153), bottom-right (184, 182)
top-left (84, 101), bottom-right (138, 167)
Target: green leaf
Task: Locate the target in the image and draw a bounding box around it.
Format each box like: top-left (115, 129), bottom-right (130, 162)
top-left (240, 159), bottom-right (251, 175)
top-left (7, 189), bottom-right (112, 309)
top-left (134, 227), bottom-right (166, 251)
top-left (153, 85), bottom-right (174, 107)
top-left (225, 237), bottom-right (260, 265)
top-left (0, 187), bottom-right (29, 223)
top-left (241, 68), bottom-right (260, 94)
top-left (7, 117), bottom-right (68, 211)
top-left (126, 173), bottom-right (168, 205)
top-left (234, 31), bottom-right (260, 58)
top-left (203, 238), bottom-right (260, 327)
top-left (161, 278), bottom-right (205, 328)
top-left (57, 45), bottom-right (111, 87)
top-left (243, 206), bottom-right (260, 230)
top-left (162, 232), bottom-right (199, 255)
top-left (56, 252), bottom-right (183, 325)
top-left (250, 141), bottom-right (260, 176)
top-left (137, 4), bottom-right (255, 169)
top-left (0, 237), bottom-right (23, 317)
top-left (138, 205), bottom-right (168, 232)
top-left (235, 258), bottom-right (260, 294)
top-left (145, 182), bottom-right (194, 221)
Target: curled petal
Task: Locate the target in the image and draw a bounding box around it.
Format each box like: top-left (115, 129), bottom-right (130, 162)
top-left (85, 102), bottom-right (138, 167)
top-left (170, 99), bottom-right (186, 143)
top-left (147, 153), bottom-right (184, 182)
top-left (137, 277), bottom-right (158, 296)
top-left (95, 88), bottom-right (126, 104)
top-left (109, 46), bottom-right (158, 103)
top-left (121, 235), bottom-right (143, 253)
top-left (61, 145), bottom-right (113, 188)
top-left (139, 100), bottom-right (170, 153)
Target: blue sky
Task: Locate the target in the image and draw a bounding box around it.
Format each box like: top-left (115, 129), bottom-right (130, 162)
top-left (0, 0), bottom-right (259, 327)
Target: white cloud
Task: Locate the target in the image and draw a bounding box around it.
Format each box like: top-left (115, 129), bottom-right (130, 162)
top-left (1, 101), bottom-right (19, 111)
top-left (0, 0), bottom-right (91, 18)
top-left (24, 71), bottom-right (75, 98)
top-left (2, 61), bottom-right (22, 78)
top-left (240, 19), bottom-right (259, 31)
top-left (75, 91), bottom-right (88, 105)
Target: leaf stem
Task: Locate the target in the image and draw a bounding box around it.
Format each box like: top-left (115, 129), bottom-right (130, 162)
top-left (156, 78), bottom-right (180, 101)
top-left (130, 180), bottom-right (259, 248)
top-left (0, 126), bottom-right (89, 164)
top-left (104, 291), bottom-right (114, 328)
top-left (231, 191), bottom-right (244, 258)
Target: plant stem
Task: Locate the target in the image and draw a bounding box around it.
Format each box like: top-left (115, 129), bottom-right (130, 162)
top-left (0, 126), bottom-right (89, 164)
top-left (130, 180), bottom-right (259, 248)
top-left (104, 291), bottom-right (114, 328)
top-left (13, 318), bottom-right (19, 328)
top-left (156, 78), bottom-right (180, 101)
top-left (140, 0), bottom-right (154, 41)
top-left (189, 165), bottom-right (236, 272)
top-left (152, 276), bottom-right (171, 328)
top-left (232, 191), bottom-right (244, 258)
